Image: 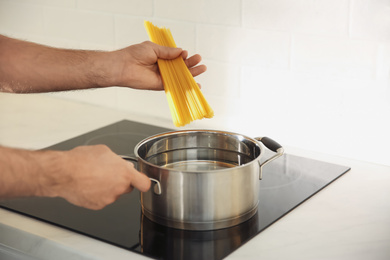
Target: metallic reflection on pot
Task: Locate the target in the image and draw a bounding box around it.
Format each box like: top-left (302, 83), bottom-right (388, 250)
top-left (140, 212), bottom-right (259, 260)
top-left (136, 130), bottom-right (283, 230)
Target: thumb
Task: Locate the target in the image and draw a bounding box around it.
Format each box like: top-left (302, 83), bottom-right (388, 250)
top-left (129, 167), bottom-right (152, 192)
top-left (154, 44), bottom-right (183, 60)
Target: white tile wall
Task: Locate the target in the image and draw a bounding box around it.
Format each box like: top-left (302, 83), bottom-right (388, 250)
top-left (4, 0), bottom-right (76, 8)
top-left (292, 34), bottom-right (377, 79)
top-left (197, 25), bottom-right (290, 68)
top-left (115, 87), bottom-right (170, 120)
top-left (77, 0), bottom-right (153, 16)
top-left (243, 0), bottom-right (350, 37)
top-left (350, 0), bottom-right (390, 42)
top-left (0, 0), bottom-right (389, 166)
top-left (43, 7), bottom-right (115, 49)
top-left (377, 43), bottom-right (390, 80)
top-left (0, 1), bottom-right (45, 35)
top-left (154, 0), bottom-right (241, 26)
top-left (197, 60), bottom-right (241, 98)
top-left (114, 16), bottom-right (151, 48)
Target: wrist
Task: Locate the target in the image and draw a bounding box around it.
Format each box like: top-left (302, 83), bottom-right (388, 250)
top-left (90, 50), bottom-right (122, 88)
top-left (0, 147), bottom-right (66, 199)
top-left (33, 150), bottom-right (67, 198)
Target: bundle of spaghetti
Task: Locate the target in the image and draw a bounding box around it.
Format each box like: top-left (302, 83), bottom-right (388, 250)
top-left (144, 21), bottom-right (214, 127)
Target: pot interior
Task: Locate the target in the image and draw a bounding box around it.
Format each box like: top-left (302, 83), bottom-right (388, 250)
top-left (136, 131), bottom-right (261, 171)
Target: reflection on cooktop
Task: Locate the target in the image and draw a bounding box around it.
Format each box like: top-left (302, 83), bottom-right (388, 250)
top-left (140, 212), bottom-right (259, 260)
top-left (260, 153), bottom-right (303, 189)
top-left (85, 132), bottom-right (149, 156)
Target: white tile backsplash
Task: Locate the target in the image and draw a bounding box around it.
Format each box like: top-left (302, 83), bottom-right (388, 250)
top-left (0, 1), bottom-right (44, 35)
top-left (241, 29), bottom-right (291, 68)
top-left (197, 25), bottom-right (243, 62)
top-left (196, 60), bottom-right (241, 98)
top-left (154, 0), bottom-right (241, 26)
top-left (49, 87), bottom-right (117, 109)
top-left (114, 16), bottom-right (148, 48)
top-left (115, 88), bottom-right (171, 120)
top-left (1, 0), bottom-right (390, 166)
top-left (292, 34), bottom-right (377, 79)
top-left (243, 0), bottom-right (349, 36)
top-left (350, 0), bottom-right (390, 42)
top-left (0, 0), bottom-right (76, 8)
top-left (197, 25), bottom-right (290, 68)
top-left (376, 43), bottom-right (390, 81)
top-left (43, 7), bottom-right (115, 47)
top-left (77, 0), bottom-right (153, 16)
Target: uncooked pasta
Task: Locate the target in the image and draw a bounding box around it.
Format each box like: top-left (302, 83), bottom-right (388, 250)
top-left (144, 21), bottom-right (214, 127)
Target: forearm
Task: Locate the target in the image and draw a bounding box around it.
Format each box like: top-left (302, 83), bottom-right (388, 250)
top-left (0, 145), bottom-right (151, 210)
top-left (0, 146), bottom-right (62, 198)
top-left (0, 35), bottom-right (116, 93)
top-left (0, 35), bottom-right (206, 93)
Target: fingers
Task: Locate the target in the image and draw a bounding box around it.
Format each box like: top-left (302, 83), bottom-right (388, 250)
top-left (183, 54), bottom-right (207, 77)
top-left (149, 41), bottom-right (206, 76)
top-left (125, 162), bottom-right (151, 193)
top-left (189, 64), bottom-right (207, 77)
top-left (184, 53), bottom-right (202, 68)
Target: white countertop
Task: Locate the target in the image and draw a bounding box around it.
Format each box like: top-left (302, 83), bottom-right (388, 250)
top-left (1, 93), bottom-right (389, 260)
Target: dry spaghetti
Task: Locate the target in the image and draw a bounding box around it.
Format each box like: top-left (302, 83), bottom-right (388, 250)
top-left (144, 21), bottom-right (214, 127)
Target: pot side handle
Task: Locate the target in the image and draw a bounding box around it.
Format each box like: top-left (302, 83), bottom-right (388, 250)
top-left (120, 155), bottom-right (162, 195)
top-left (254, 137), bottom-right (284, 180)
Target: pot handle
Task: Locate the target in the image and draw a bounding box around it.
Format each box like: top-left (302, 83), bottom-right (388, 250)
top-left (120, 155), bottom-right (162, 195)
top-left (254, 137), bottom-right (284, 180)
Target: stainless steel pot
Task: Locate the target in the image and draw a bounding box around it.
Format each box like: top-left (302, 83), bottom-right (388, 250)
top-left (123, 130), bottom-right (284, 231)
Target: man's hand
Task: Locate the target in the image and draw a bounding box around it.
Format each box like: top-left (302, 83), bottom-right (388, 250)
top-left (0, 145), bottom-right (151, 210)
top-left (108, 41), bottom-right (207, 90)
top-left (47, 145), bottom-right (151, 210)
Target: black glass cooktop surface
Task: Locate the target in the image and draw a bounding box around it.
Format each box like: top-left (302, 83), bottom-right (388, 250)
top-left (0, 120), bottom-right (350, 260)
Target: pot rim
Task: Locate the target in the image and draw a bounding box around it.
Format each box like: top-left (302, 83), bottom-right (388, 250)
top-left (133, 129), bottom-right (264, 174)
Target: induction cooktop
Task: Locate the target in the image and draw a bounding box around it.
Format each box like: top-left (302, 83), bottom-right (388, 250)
top-left (0, 120), bottom-right (350, 260)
